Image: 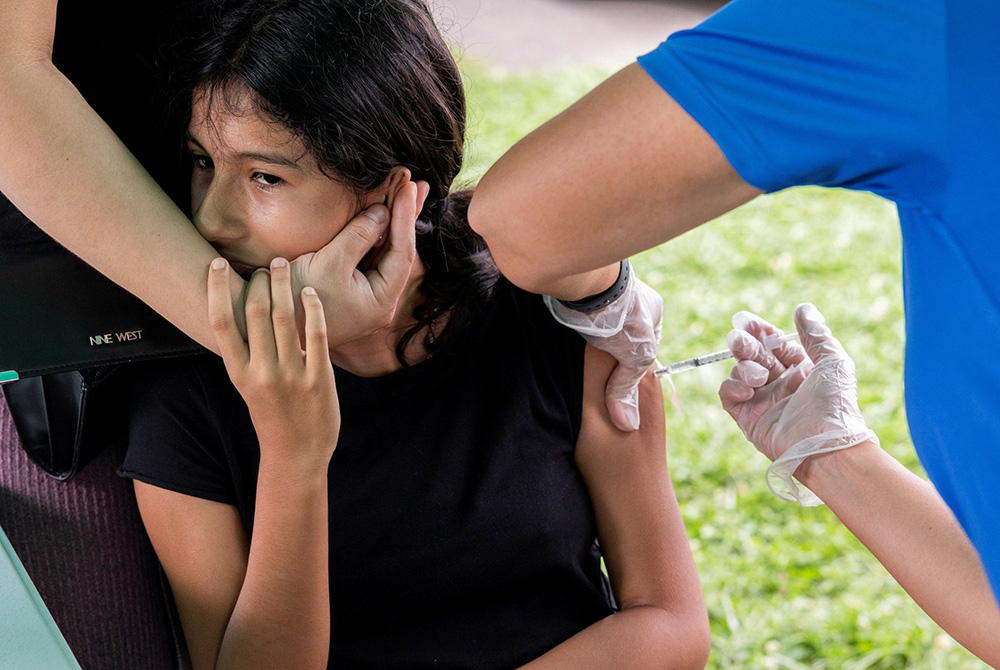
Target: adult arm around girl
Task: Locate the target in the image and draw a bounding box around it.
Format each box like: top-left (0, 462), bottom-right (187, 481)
top-left (0, 0), bottom-right (423, 353)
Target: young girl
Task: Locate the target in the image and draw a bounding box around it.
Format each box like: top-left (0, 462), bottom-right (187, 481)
top-left (2, 1), bottom-right (707, 668)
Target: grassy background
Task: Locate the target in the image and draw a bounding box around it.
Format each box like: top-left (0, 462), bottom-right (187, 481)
top-left (457, 61), bottom-right (990, 669)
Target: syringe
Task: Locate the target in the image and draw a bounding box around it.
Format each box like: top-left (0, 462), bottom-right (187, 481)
top-left (654, 332), bottom-right (800, 376)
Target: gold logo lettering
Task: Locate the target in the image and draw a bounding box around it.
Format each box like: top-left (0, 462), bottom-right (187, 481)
top-left (89, 329), bottom-right (144, 346)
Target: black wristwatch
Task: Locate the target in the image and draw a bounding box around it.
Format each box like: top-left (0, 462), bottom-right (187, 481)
top-left (556, 259), bottom-right (630, 314)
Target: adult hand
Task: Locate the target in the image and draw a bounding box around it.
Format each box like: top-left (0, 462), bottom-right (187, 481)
top-left (289, 173), bottom-right (430, 348)
top-left (208, 257), bottom-right (340, 471)
top-left (546, 271), bottom-right (663, 431)
top-left (718, 302), bottom-right (876, 505)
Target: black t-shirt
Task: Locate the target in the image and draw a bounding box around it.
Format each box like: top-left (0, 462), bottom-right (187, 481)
top-left (121, 282), bottom-right (616, 669)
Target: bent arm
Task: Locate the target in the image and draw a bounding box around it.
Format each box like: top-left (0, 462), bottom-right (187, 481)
top-left (136, 468), bottom-right (331, 670)
top-left (521, 348), bottom-right (709, 669)
top-left (0, 0), bottom-right (239, 352)
top-left (468, 63), bottom-right (761, 298)
top-left (796, 442), bottom-right (1000, 665)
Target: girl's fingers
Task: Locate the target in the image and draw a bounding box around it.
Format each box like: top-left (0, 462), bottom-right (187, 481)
top-left (414, 180), bottom-right (430, 217)
top-left (322, 204), bottom-right (389, 274)
top-left (370, 179), bottom-right (418, 300)
top-left (268, 257), bottom-right (301, 364)
top-left (207, 258), bottom-right (249, 369)
top-left (245, 268), bottom-right (278, 364)
top-left (301, 286), bottom-right (333, 373)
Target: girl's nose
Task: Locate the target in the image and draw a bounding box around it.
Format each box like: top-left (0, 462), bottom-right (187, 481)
top-left (192, 177), bottom-right (243, 244)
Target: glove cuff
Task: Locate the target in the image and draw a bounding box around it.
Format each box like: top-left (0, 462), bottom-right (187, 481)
top-left (765, 428), bottom-right (878, 507)
top-left (543, 271), bottom-right (634, 338)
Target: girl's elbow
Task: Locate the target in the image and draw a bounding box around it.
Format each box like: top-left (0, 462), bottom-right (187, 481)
top-left (648, 606), bottom-right (711, 670)
top-left (672, 616), bottom-right (711, 669)
top-left (687, 618), bottom-right (712, 669)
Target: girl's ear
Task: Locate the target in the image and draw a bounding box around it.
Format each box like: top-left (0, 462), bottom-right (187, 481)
top-left (361, 166), bottom-right (411, 211)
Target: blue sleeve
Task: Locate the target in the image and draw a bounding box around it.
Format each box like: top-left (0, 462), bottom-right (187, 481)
top-left (637, 0), bottom-right (944, 205)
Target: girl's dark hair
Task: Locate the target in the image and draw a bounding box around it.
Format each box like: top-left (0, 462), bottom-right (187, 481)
top-left (184, 0), bottom-right (499, 363)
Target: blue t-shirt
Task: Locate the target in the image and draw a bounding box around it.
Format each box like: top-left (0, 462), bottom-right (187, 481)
top-left (639, 0), bottom-right (1000, 598)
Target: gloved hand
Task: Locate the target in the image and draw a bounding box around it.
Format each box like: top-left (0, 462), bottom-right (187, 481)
top-left (545, 270), bottom-right (663, 432)
top-left (718, 302), bottom-right (878, 506)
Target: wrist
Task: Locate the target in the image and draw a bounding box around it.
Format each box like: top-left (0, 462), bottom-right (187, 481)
top-left (258, 451), bottom-right (332, 489)
top-left (793, 439), bottom-right (882, 493)
top-left (556, 259), bottom-right (630, 313)
top-left (545, 262), bottom-right (622, 304)
top-left (765, 429), bottom-right (878, 506)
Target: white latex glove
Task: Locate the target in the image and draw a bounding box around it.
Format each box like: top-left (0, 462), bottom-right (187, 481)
top-left (545, 270), bottom-right (663, 431)
top-left (718, 303), bottom-right (878, 506)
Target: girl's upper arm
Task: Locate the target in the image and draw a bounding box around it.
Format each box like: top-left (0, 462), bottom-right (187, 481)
top-left (133, 481), bottom-right (249, 670)
top-left (575, 345), bottom-right (706, 621)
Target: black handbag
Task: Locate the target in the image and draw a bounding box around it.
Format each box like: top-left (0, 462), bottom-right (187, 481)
top-left (0, 1), bottom-right (208, 483)
top-left (2, 367), bottom-right (127, 481)
top-left (0, 201), bottom-right (204, 480)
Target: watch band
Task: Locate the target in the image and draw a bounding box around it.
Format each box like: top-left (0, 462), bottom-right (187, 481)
top-left (556, 259), bottom-right (630, 314)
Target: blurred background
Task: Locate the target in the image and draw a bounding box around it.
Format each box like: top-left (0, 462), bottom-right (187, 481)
top-left (435, 1), bottom-right (990, 668)
top-left (437, 0), bottom-right (724, 70)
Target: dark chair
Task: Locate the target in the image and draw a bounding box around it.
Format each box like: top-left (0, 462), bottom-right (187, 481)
top-left (0, 394), bottom-right (184, 669)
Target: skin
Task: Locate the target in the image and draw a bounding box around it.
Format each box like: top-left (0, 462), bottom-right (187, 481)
top-left (13, 0), bottom-right (987, 661)
top-left (468, 63), bottom-right (762, 298)
top-left (466, 63), bottom-right (760, 435)
top-left (188, 88), bottom-right (361, 276)
top-left (0, 0), bottom-right (647, 429)
top-left (467, 56), bottom-right (1000, 663)
top-left (0, 1), bottom-right (425, 356)
top-left (134, 103), bottom-right (710, 670)
top-left (0, 0), bottom-right (245, 349)
top-left (185, 86), bottom-right (432, 372)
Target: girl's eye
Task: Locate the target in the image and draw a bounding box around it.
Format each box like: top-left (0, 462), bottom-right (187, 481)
top-left (252, 172), bottom-right (282, 187)
top-left (192, 155), bottom-right (214, 170)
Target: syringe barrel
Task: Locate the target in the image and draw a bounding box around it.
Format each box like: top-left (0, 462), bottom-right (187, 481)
top-left (762, 332), bottom-right (800, 350)
top-left (657, 348), bottom-right (733, 375)
top-left (691, 348), bottom-right (736, 367)
top-left (655, 331), bottom-right (800, 376)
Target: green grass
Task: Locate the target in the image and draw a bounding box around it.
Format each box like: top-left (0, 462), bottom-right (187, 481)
top-left (457, 59), bottom-right (989, 669)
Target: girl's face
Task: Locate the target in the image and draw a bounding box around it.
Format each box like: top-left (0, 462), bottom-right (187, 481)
top-left (187, 87), bottom-right (371, 274)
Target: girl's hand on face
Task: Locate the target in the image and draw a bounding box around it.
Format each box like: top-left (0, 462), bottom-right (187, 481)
top-left (288, 172), bottom-right (430, 348)
top-left (208, 257), bottom-right (340, 472)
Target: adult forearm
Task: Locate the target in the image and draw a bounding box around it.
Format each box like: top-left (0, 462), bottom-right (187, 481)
top-left (216, 459), bottom-right (330, 670)
top-left (798, 441), bottom-right (1000, 665)
top-left (0, 59), bottom-right (242, 352)
top-left (519, 607), bottom-right (709, 670)
top-left (468, 63), bottom-right (760, 296)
